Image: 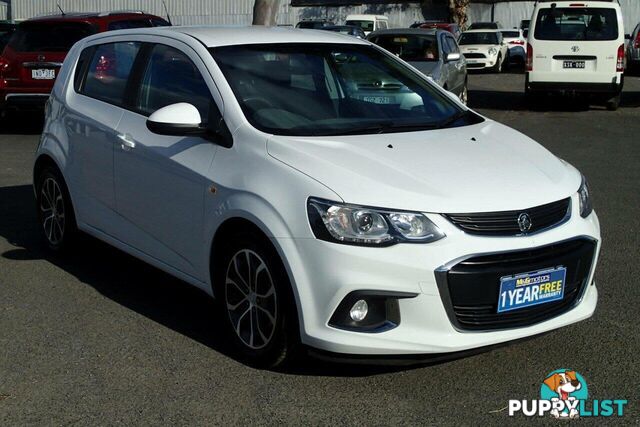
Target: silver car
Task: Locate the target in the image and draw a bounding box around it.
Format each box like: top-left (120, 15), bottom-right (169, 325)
top-left (368, 29), bottom-right (468, 104)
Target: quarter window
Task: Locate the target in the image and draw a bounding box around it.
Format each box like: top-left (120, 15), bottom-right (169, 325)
top-left (82, 42), bottom-right (141, 106)
top-left (136, 44), bottom-right (211, 120)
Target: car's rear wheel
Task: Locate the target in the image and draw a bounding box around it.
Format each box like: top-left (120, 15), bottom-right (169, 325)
top-left (605, 93), bottom-right (621, 111)
top-left (217, 232), bottom-right (298, 369)
top-left (35, 166), bottom-right (77, 251)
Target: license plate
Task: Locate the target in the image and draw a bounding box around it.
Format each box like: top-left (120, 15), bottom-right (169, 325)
top-left (497, 267), bottom-right (566, 313)
top-left (362, 96), bottom-right (394, 104)
top-left (563, 61), bottom-right (585, 69)
top-left (32, 69), bottom-right (56, 80)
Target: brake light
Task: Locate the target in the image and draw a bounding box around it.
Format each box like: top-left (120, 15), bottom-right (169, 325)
top-left (526, 43), bottom-right (533, 71)
top-left (509, 40), bottom-right (525, 45)
top-left (95, 54), bottom-right (115, 80)
top-left (635, 32), bottom-right (640, 49)
top-left (617, 44), bottom-right (625, 72)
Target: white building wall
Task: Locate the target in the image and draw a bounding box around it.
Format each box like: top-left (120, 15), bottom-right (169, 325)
top-left (0, 2), bottom-right (7, 20)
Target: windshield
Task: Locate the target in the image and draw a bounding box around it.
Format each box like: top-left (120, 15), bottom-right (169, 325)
top-left (534, 8), bottom-right (618, 41)
top-left (210, 43), bottom-right (478, 137)
top-left (459, 32), bottom-right (499, 45)
top-left (9, 22), bottom-right (95, 52)
top-left (501, 31), bottom-right (520, 38)
top-left (369, 34), bottom-right (439, 62)
top-left (346, 20), bottom-right (374, 32)
top-left (469, 23), bottom-right (497, 30)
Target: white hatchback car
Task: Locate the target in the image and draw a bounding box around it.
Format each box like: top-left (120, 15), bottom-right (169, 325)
top-left (459, 29), bottom-right (510, 72)
top-left (35, 26), bottom-right (600, 367)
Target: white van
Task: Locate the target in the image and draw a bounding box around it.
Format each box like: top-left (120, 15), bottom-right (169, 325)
top-left (345, 14), bottom-right (389, 36)
top-left (525, 0), bottom-right (625, 110)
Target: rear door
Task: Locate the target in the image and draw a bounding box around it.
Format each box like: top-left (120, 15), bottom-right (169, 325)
top-left (66, 41), bottom-right (142, 230)
top-left (113, 40), bottom-right (220, 279)
top-left (530, 5), bottom-right (622, 83)
top-left (2, 21), bottom-right (95, 91)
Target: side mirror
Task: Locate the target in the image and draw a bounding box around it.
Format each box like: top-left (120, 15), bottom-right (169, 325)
top-left (147, 103), bottom-right (204, 136)
top-left (446, 52), bottom-right (461, 62)
top-left (625, 34), bottom-right (631, 40)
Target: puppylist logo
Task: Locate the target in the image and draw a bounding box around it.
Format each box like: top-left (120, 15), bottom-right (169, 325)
top-left (508, 369), bottom-right (628, 419)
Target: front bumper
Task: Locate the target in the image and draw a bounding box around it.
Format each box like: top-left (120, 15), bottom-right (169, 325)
top-left (279, 193), bottom-right (600, 355)
top-left (463, 57), bottom-right (498, 70)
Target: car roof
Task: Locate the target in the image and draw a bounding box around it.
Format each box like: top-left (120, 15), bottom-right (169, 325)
top-left (346, 15), bottom-right (388, 20)
top-left (87, 26), bottom-right (371, 47)
top-left (368, 28), bottom-right (440, 37)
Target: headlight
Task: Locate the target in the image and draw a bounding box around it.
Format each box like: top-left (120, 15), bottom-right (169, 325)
top-left (488, 47), bottom-right (498, 56)
top-left (307, 198), bottom-right (445, 246)
top-left (578, 175), bottom-right (593, 218)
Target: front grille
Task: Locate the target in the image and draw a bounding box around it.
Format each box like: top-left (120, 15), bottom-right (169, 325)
top-left (436, 238), bottom-right (596, 331)
top-left (463, 53), bottom-right (486, 59)
top-left (466, 63), bottom-right (485, 68)
top-left (443, 198), bottom-right (571, 236)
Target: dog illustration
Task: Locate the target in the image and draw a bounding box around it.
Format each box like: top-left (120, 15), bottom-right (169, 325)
top-left (543, 370), bottom-right (582, 419)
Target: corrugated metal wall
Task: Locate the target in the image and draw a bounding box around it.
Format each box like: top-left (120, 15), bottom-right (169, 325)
top-left (8, 0), bottom-right (430, 27)
top-left (8, 1), bottom-right (640, 33)
top-left (0, 2), bottom-right (7, 20)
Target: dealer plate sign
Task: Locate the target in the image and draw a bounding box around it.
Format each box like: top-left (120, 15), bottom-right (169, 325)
top-left (497, 267), bottom-right (566, 313)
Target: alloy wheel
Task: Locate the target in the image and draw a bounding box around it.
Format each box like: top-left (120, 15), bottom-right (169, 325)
top-left (225, 249), bottom-right (277, 350)
top-left (40, 177), bottom-right (65, 246)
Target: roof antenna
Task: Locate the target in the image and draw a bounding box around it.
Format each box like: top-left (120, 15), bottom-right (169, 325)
top-left (161, 0), bottom-right (172, 25)
top-left (56, 1), bottom-right (65, 15)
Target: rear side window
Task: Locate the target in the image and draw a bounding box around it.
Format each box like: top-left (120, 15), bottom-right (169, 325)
top-left (9, 22), bottom-right (95, 52)
top-left (108, 19), bottom-right (152, 31)
top-left (82, 42), bottom-right (141, 106)
top-left (136, 44), bottom-right (211, 119)
top-left (534, 8), bottom-right (619, 41)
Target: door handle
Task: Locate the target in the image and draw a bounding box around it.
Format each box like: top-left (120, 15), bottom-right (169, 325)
top-left (117, 134), bottom-right (136, 150)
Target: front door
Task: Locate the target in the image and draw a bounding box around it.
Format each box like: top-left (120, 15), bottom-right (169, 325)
top-left (113, 42), bottom-right (220, 280)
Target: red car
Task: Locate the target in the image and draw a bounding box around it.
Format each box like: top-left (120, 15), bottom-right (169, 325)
top-left (0, 11), bottom-right (170, 116)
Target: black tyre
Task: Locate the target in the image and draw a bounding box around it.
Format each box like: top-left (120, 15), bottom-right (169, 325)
top-left (606, 93), bottom-right (621, 111)
top-left (216, 232), bottom-right (298, 368)
top-left (35, 166), bottom-right (78, 251)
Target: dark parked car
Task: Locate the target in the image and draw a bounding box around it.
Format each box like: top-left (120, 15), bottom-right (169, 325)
top-left (320, 25), bottom-right (365, 38)
top-left (368, 29), bottom-right (468, 104)
top-left (411, 21), bottom-right (461, 39)
top-left (295, 19), bottom-right (334, 29)
top-left (627, 22), bottom-right (640, 73)
top-left (0, 11), bottom-right (170, 116)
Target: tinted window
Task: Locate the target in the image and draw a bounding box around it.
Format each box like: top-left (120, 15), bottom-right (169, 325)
top-left (371, 34), bottom-right (439, 61)
top-left (469, 23), bottom-right (498, 30)
top-left (378, 21), bottom-right (388, 30)
top-left (501, 31), bottom-right (520, 38)
top-left (83, 42), bottom-right (141, 105)
top-left (137, 44), bottom-right (211, 119)
top-left (108, 19), bottom-right (152, 31)
top-left (534, 8), bottom-right (618, 41)
top-left (211, 43), bottom-right (474, 137)
top-left (9, 22), bottom-right (95, 52)
top-left (151, 18), bottom-right (171, 27)
top-left (459, 32), bottom-right (499, 45)
top-left (346, 20), bottom-right (374, 32)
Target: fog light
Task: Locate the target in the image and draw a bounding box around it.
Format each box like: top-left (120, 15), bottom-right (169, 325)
top-left (349, 299), bottom-right (368, 322)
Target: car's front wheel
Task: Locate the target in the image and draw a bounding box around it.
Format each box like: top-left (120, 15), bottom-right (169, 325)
top-left (217, 232), bottom-right (298, 368)
top-left (35, 166), bottom-right (78, 251)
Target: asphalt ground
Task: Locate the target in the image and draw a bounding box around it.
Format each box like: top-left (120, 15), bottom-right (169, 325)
top-left (0, 71), bottom-right (639, 425)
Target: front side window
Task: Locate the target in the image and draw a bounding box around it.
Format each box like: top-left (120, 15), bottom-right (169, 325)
top-left (82, 42), bottom-right (141, 106)
top-left (211, 43), bottom-right (478, 136)
top-left (534, 8), bottom-right (618, 41)
top-left (445, 36), bottom-right (459, 54)
top-left (370, 34), bottom-right (440, 62)
top-left (9, 22), bottom-right (95, 52)
top-left (137, 44), bottom-right (211, 119)
top-left (459, 32), bottom-right (499, 45)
